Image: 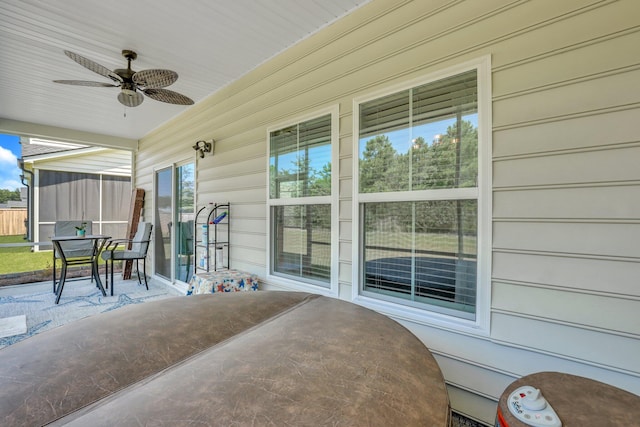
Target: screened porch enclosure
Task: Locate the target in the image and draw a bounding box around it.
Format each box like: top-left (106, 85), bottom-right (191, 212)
top-left (37, 170), bottom-right (131, 242)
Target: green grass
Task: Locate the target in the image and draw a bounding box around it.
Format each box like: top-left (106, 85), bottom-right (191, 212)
top-left (0, 234), bottom-right (123, 275)
top-left (0, 235), bottom-right (53, 274)
top-left (0, 235), bottom-right (124, 276)
top-left (365, 231), bottom-right (477, 255)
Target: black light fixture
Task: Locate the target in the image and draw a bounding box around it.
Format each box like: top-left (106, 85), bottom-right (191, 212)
top-left (193, 139), bottom-right (214, 158)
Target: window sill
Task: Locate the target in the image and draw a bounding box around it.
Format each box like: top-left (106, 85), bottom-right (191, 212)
top-left (352, 294), bottom-right (490, 337)
top-left (264, 273), bottom-right (338, 298)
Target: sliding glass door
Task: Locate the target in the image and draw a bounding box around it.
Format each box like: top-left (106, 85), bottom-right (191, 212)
top-left (154, 161), bottom-right (195, 283)
top-left (154, 167), bottom-right (172, 280)
top-left (175, 163), bottom-right (195, 283)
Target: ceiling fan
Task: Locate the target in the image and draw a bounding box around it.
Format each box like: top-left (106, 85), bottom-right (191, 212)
top-left (54, 49), bottom-right (194, 107)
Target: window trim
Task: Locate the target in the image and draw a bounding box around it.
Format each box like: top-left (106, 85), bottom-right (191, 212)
top-left (351, 56), bottom-right (492, 335)
top-left (266, 105), bottom-right (340, 296)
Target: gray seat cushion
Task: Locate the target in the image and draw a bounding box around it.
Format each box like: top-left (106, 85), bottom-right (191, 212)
top-left (100, 249), bottom-right (144, 261)
top-left (101, 222), bottom-right (152, 261)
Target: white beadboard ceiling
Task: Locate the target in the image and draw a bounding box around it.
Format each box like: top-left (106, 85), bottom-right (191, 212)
top-left (0, 0), bottom-right (369, 141)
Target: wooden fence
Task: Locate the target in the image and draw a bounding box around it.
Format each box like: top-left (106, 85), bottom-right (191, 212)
top-left (0, 209), bottom-right (27, 236)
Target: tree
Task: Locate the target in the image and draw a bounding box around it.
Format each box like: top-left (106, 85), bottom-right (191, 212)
top-left (359, 119), bottom-right (479, 235)
top-left (359, 135), bottom-right (398, 193)
top-left (456, 119), bottom-right (479, 187)
top-left (0, 188), bottom-right (21, 204)
top-left (308, 163), bottom-right (331, 197)
top-left (178, 167), bottom-right (194, 212)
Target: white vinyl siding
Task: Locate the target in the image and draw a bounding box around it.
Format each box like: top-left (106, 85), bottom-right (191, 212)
top-left (133, 1), bottom-right (640, 423)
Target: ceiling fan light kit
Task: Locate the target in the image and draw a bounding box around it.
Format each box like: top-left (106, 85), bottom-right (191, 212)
top-left (118, 87), bottom-right (144, 107)
top-left (54, 49), bottom-right (194, 108)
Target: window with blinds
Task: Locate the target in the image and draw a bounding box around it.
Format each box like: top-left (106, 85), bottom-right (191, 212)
top-left (270, 114), bottom-right (332, 199)
top-left (272, 204), bottom-right (330, 282)
top-left (357, 67), bottom-right (482, 319)
top-left (268, 112), bottom-right (333, 287)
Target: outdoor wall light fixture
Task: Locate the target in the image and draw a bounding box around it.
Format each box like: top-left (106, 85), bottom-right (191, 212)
top-left (193, 139), bottom-right (214, 158)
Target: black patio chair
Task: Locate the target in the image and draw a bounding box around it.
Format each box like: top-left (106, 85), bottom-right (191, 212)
top-left (101, 222), bottom-right (153, 295)
top-left (52, 220), bottom-right (94, 294)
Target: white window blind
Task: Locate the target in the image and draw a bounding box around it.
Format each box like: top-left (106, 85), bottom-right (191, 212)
top-left (360, 70), bottom-right (477, 138)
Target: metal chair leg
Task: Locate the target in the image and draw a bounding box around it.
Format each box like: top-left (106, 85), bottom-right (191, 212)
top-left (52, 253), bottom-right (57, 294)
top-left (55, 262), bottom-right (68, 304)
top-left (110, 258), bottom-right (115, 296)
top-left (135, 259), bottom-right (142, 285)
top-left (142, 258), bottom-right (148, 290)
top-left (104, 256), bottom-right (109, 290)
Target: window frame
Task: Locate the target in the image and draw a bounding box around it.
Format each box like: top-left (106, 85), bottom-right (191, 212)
top-left (266, 105), bottom-right (340, 296)
top-left (351, 56), bottom-right (492, 335)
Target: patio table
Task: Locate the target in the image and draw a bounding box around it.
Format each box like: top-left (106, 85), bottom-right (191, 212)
top-left (50, 234), bottom-right (110, 304)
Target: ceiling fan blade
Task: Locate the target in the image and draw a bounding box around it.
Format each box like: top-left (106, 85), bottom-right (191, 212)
top-left (118, 89), bottom-right (144, 107)
top-left (133, 69), bottom-right (178, 88)
top-left (53, 80), bottom-right (119, 87)
top-left (144, 88), bottom-right (194, 105)
top-left (63, 50), bottom-right (122, 83)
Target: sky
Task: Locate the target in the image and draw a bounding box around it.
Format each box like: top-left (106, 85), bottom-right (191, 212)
top-left (0, 133), bottom-right (23, 191)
